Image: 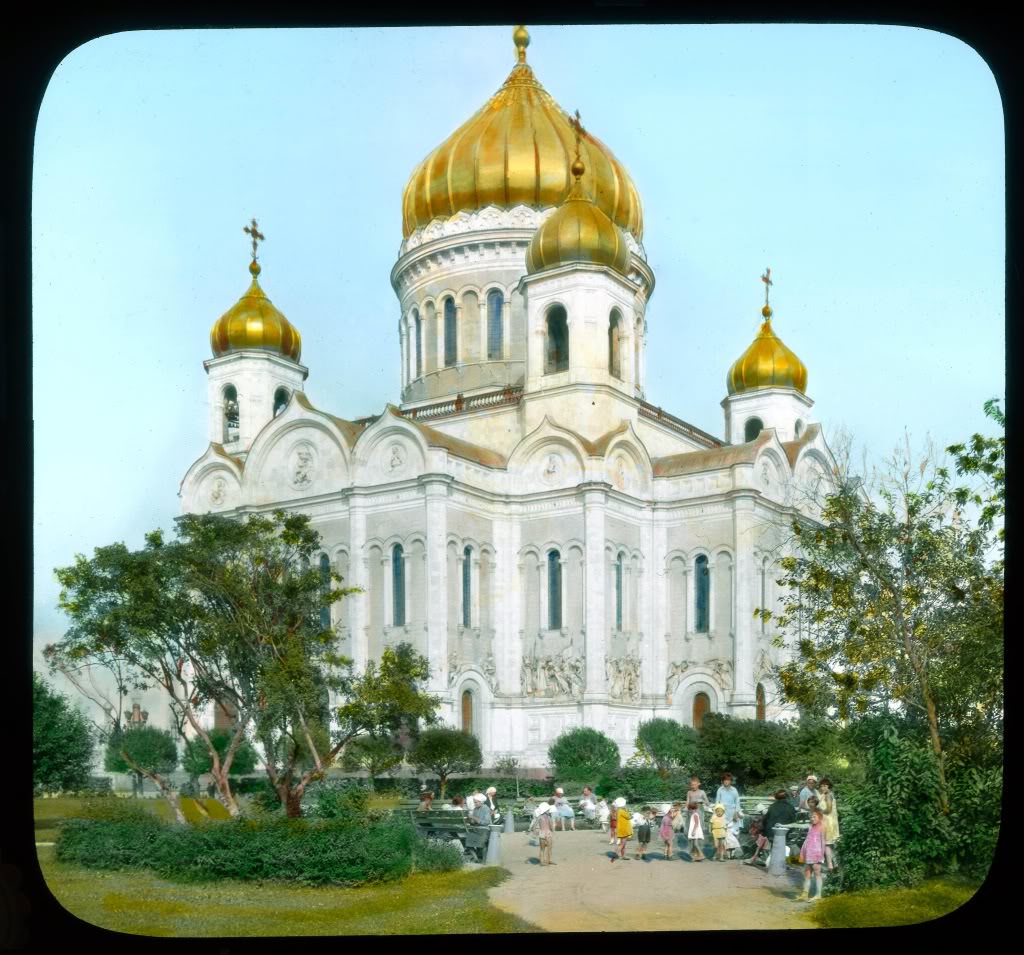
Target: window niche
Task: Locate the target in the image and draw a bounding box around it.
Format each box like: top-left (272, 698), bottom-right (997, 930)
top-left (608, 309), bottom-right (622, 378)
top-left (487, 290), bottom-right (504, 360)
top-left (273, 387), bottom-right (289, 417)
top-left (744, 417), bottom-right (764, 442)
top-left (222, 385), bottom-right (239, 443)
top-left (443, 297), bottom-right (457, 367)
top-left (544, 306), bottom-right (569, 374)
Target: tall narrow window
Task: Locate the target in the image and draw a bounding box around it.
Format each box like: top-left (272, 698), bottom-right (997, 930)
top-left (544, 306), bottom-right (569, 374)
top-left (392, 543), bottom-right (405, 627)
top-left (634, 319), bottom-right (641, 385)
top-left (461, 690), bottom-right (473, 735)
top-left (487, 290), bottom-right (504, 360)
top-left (223, 385), bottom-right (239, 442)
top-left (695, 555), bottom-right (709, 633)
top-left (615, 553), bottom-right (624, 631)
top-left (608, 309), bottom-right (621, 377)
top-left (319, 554), bottom-right (332, 630)
top-left (745, 417), bottom-right (764, 442)
top-left (547, 549), bottom-right (562, 630)
top-left (794, 419), bottom-right (805, 439)
top-left (462, 545), bottom-right (472, 628)
top-left (760, 559), bottom-right (768, 634)
top-left (273, 387), bottom-right (289, 417)
top-left (413, 309), bottom-right (422, 378)
top-left (444, 297), bottom-right (457, 367)
top-left (756, 683), bottom-right (766, 721)
top-left (693, 691), bottom-right (710, 730)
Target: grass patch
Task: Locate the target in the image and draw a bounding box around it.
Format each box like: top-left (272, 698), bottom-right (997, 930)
top-left (811, 879), bottom-right (979, 928)
top-left (368, 793), bottom-right (403, 811)
top-left (35, 796), bottom-right (172, 825)
top-left (37, 846), bottom-right (540, 936)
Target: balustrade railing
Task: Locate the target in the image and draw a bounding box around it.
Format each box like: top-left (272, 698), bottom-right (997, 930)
top-left (400, 386), bottom-right (523, 421)
top-left (637, 399), bottom-right (722, 448)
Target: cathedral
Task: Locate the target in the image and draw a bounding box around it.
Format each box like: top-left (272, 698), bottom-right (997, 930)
top-left (180, 26), bottom-right (835, 767)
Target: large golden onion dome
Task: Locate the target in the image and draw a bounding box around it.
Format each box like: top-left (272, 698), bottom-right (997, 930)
top-left (727, 305), bottom-right (808, 395)
top-left (210, 258), bottom-right (302, 363)
top-left (526, 151), bottom-right (631, 276)
top-left (401, 26), bottom-right (643, 241)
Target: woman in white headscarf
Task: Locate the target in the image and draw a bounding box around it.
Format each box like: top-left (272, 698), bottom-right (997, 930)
top-left (552, 787), bottom-right (576, 831)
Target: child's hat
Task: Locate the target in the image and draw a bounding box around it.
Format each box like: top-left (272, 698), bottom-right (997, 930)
top-left (713, 803), bottom-right (726, 812)
top-left (614, 797), bottom-right (626, 808)
top-left (535, 802), bottom-right (551, 815)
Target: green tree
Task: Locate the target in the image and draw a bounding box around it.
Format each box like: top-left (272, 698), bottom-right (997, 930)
top-left (104, 725), bottom-right (182, 823)
top-left (633, 718), bottom-right (697, 778)
top-left (182, 727), bottom-right (258, 782)
top-left (548, 726), bottom-right (620, 780)
top-left (341, 734), bottom-right (404, 790)
top-left (765, 407), bottom-right (1005, 814)
top-left (410, 727), bottom-right (482, 798)
top-left (33, 672), bottom-right (94, 794)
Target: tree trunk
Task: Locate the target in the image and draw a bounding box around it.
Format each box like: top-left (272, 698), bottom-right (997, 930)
top-left (439, 775), bottom-right (448, 799)
top-left (284, 788), bottom-right (303, 818)
top-left (213, 771), bottom-right (241, 816)
top-left (924, 690), bottom-right (950, 815)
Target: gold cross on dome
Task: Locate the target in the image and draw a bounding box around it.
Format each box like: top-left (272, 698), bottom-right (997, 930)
top-left (244, 218), bottom-right (265, 259)
top-left (761, 267), bottom-right (773, 307)
top-left (570, 109), bottom-right (586, 144)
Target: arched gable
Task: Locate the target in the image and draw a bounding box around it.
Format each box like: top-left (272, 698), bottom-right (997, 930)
top-left (604, 425), bottom-right (653, 495)
top-left (179, 443), bottom-right (244, 515)
top-left (351, 410), bottom-right (428, 484)
top-left (507, 416), bottom-right (587, 491)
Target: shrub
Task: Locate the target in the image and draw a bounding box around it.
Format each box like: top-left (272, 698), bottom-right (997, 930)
top-left (695, 713), bottom-right (795, 786)
top-left (412, 835), bottom-right (464, 873)
top-left (304, 778), bottom-right (371, 821)
top-left (548, 728), bottom-right (619, 779)
top-left (410, 728), bottom-right (483, 798)
top-left (634, 719), bottom-right (698, 778)
top-left (945, 761), bottom-right (1002, 881)
top-left (57, 814), bottom-right (418, 886)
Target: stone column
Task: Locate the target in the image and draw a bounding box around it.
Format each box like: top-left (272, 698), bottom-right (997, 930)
top-left (582, 484), bottom-right (608, 703)
top-left (652, 517), bottom-right (668, 703)
top-left (456, 552), bottom-right (466, 630)
top-left (477, 300), bottom-right (487, 364)
top-left (424, 475), bottom-right (451, 693)
top-left (401, 550), bottom-right (411, 631)
top-left (639, 512), bottom-right (655, 699)
top-left (455, 303), bottom-right (464, 364)
top-left (731, 496), bottom-right (758, 717)
top-left (347, 492), bottom-right (369, 672)
top-left (436, 309), bottom-right (445, 371)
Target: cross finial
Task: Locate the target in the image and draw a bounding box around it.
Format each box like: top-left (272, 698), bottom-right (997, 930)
top-left (761, 267), bottom-right (773, 308)
top-left (569, 110), bottom-right (586, 180)
top-left (243, 218), bottom-right (265, 260)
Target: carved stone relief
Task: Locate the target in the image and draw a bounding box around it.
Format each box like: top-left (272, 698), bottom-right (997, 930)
top-left (606, 654), bottom-right (642, 702)
top-left (208, 476), bottom-right (227, 507)
top-left (665, 659), bottom-right (690, 701)
top-left (521, 650), bottom-right (584, 700)
top-left (289, 441), bottom-right (317, 490)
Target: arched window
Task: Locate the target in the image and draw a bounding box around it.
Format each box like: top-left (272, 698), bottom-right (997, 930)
top-left (222, 384), bottom-right (239, 442)
top-left (487, 290), bottom-right (504, 360)
top-left (545, 306), bottom-right (569, 374)
top-left (745, 417), bottom-right (764, 442)
top-left (615, 553), bottom-right (624, 631)
top-left (693, 691), bottom-right (710, 730)
top-left (414, 309), bottom-right (422, 378)
top-left (443, 297), bottom-right (457, 367)
top-left (547, 549), bottom-right (562, 630)
top-left (695, 555), bottom-right (709, 633)
top-left (319, 554), bottom-right (332, 630)
top-left (462, 545), bottom-right (472, 628)
top-left (273, 387), bottom-right (289, 417)
top-left (608, 309), bottom-right (621, 378)
top-left (392, 543), bottom-right (405, 627)
top-left (756, 683), bottom-right (766, 721)
top-left (794, 419), bottom-right (805, 439)
top-left (461, 689), bottom-right (473, 735)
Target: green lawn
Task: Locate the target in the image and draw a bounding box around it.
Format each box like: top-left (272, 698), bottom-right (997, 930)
top-left (810, 879), bottom-right (980, 928)
top-left (37, 846), bottom-right (539, 936)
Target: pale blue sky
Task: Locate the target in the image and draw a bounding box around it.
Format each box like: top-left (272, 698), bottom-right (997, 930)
top-left (32, 24), bottom-right (1004, 655)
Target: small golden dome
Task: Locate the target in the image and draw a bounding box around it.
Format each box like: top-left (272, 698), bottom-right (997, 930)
top-left (727, 314), bottom-right (807, 395)
top-left (525, 156), bottom-right (631, 276)
top-left (210, 259), bottom-right (302, 362)
top-left (401, 26), bottom-right (643, 241)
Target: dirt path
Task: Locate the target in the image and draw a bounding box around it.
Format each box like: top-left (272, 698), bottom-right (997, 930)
top-left (488, 829), bottom-right (817, 932)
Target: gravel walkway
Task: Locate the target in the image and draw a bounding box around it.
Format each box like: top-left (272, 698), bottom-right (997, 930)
top-left (488, 829), bottom-right (818, 932)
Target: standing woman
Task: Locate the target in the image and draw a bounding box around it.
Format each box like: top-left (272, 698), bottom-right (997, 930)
top-left (817, 777), bottom-right (839, 872)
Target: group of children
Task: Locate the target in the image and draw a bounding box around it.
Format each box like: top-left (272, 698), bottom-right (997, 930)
top-left (531, 772), bottom-right (839, 902)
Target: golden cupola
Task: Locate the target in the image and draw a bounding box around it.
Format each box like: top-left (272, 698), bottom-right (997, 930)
top-left (210, 221), bottom-right (302, 363)
top-left (726, 302), bottom-right (808, 396)
top-left (526, 126), bottom-right (631, 276)
top-left (401, 26), bottom-right (643, 241)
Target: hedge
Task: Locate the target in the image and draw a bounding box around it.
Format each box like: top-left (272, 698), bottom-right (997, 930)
top-left (56, 815), bottom-right (418, 886)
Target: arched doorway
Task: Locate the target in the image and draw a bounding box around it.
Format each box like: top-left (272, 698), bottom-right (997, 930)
top-left (461, 689), bottom-right (474, 735)
top-left (693, 691), bottom-right (710, 730)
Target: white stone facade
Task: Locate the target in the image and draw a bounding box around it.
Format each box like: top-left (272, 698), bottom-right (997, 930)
top-left (180, 105), bottom-right (834, 774)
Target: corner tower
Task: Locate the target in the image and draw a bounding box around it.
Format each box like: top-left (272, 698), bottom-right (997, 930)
top-left (205, 219), bottom-right (308, 455)
top-left (722, 269), bottom-right (812, 444)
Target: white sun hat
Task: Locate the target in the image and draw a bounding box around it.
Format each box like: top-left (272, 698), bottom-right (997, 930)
top-left (614, 797), bottom-right (626, 808)
top-left (555, 787), bottom-right (564, 795)
top-left (535, 801), bottom-right (552, 816)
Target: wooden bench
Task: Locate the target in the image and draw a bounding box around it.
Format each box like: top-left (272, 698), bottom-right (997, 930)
top-left (409, 809), bottom-right (492, 861)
